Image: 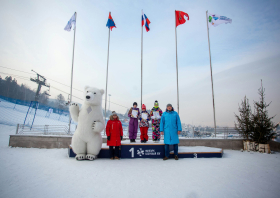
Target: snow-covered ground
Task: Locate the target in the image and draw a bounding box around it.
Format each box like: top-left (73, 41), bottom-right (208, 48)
top-left (0, 99), bottom-right (77, 131)
top-left (0, 124), bottom-right (280, 198)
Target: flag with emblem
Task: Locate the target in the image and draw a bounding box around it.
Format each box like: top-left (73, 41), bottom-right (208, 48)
top-left (175, 10), bottom-right (189, 27)
top-left (207, 13), bottom-right (232, 27)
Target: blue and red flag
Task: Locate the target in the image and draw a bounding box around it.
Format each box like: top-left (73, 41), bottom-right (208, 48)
top-left (142, 11), bottom-right (151, 32)
top-left (106, 12), bottom-right (116, 31)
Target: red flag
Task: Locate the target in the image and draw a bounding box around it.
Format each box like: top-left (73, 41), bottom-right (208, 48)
top-left (175, 10), bottom-right (189, 27)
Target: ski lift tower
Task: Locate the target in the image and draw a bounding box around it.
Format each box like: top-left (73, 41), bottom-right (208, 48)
top-left (30, 70), bottom-right (50, 101)
top-left (23, 70), bottom-right (50, 130)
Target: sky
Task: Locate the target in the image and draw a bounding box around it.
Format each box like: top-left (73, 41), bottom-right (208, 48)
top-left (0, 0), bottom-right (280, 127)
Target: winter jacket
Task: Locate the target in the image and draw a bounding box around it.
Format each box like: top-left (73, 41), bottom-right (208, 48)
top-left (128, 107), bottom-right (140, 119)
top-left (139, 110), bottom-right (151, 128)
top-left (150, 107), bottom-right (163, 124)
top-left (160, 109), bottom-right (182, 145)
top-left (106, 115), bottom-right (123, 146)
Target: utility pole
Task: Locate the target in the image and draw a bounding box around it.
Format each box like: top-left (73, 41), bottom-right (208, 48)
top-left (30, 70), bottom-right (50, 102)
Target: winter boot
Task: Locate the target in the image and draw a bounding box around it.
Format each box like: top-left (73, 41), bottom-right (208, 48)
top-left (175, 155), bottom-right (179, 160)
top-left (163, 156), bottom-right (168, 160)
top-left (114, 156), bottom-right (120, 160)
top-left (141, 140), bottom-right (144, 143)
top-left (130, 139), bottom-right (133, 143)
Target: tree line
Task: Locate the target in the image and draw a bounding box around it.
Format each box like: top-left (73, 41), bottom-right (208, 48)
top-left (0, 75), bottom-right (67, 110)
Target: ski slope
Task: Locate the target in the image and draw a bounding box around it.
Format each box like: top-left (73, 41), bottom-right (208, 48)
top-left (0, 124), bottom-right (280, 198)
top-left (0, 99), bottom-right (77, 130)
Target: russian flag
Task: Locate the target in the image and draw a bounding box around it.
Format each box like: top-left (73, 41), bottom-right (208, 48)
top-left (106, 12), bottom-right (116, 31)
top-left (142, 11), bottom-right (151, 32)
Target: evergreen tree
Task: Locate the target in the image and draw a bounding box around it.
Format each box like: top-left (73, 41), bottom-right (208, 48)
top-left (234, 96), bottom-right (253, 140)
top-left (251, 81), bottom-right (276, 143)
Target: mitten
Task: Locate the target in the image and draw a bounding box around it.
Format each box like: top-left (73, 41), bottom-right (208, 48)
top-left (121, 136), bottom-right (123, 140)
top-left (107, 136), bottom-right (110, 141)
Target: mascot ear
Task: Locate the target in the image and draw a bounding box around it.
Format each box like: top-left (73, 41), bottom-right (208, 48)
top-left (100, 89), bottom-right (104, 95)
top-left (84, 86), bottom-right (89, 91)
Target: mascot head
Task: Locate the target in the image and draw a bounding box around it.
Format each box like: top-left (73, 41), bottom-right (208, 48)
top-left (84, 86), bottom-right (104, 106)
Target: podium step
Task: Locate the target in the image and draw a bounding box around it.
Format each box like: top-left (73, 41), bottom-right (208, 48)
top-left (169, 146), bottom-right (223, 158)
top-left (68, 140), bottom-right (223, 159)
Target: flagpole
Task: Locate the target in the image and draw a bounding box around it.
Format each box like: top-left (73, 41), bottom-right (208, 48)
top-left (141, 10), bottom-right (143, 110)
top-left (206, 10), bottom-right (217, 137)
top-left (104, 12), bottom-right (111, 135)
top-left (175, 10), bottom-right (179, 115)
top-left (68, 12), bottom-right (77, 134)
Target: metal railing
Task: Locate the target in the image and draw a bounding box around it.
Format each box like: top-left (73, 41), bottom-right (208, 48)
top-left (180, 127), bottom-right (242, 139)
top-left (14, 123), bottom-right (241, 139)
top-left (16, 124), bottom-right (73, 135)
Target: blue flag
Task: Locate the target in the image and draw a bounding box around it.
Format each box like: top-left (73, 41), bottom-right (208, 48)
top-left (106, 13), bottom-right (116, 31)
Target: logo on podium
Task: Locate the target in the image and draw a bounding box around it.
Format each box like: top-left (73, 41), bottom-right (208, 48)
top-left (137, 148), bottom-right (144, 156)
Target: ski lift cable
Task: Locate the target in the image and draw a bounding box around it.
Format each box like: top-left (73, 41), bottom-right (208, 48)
top-left (0, 66), bottom-right (82, 92)
top-left (0, 70), bottom-right (129, 109)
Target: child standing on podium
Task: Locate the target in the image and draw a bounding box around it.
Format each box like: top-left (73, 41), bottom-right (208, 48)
top-left (128, 102), bottom-right (140, 143)
top-left (106, 111), bottom-right (123, 160)
top-left (150, 100), bottom-right (163, 142)
top-left (139, 104), bottom-right (151, 143)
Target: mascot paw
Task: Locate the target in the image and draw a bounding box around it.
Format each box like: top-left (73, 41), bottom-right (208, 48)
top-left (92, 121), bottom-right (103, 132)
top-left (70, 103), bottom-right (79, 111)
top-left (86, 154), bottom-right (96, 161)
top-left (75, 154), bottom-right (86, 161)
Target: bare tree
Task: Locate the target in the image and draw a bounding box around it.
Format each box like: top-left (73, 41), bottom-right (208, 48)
top-left (56, 94), bottom-right (66, 110)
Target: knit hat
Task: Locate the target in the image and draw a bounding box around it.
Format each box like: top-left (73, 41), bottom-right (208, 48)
top-left (166, 104), bottom-right (172, 107)
top-left (142, 104), bottom-right (146, 110)
top-left (154, 100), bottom-right (159, 107)
top-left (133, 102), bottom-right (137, 106)
top-left (111, 111), bottom-right (117, 116)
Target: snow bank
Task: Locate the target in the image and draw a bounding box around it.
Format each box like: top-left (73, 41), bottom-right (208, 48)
top-left (0, 124), bottom-right (280, 198)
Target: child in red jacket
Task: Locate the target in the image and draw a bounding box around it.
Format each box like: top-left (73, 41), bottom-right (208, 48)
top-left (106, 111), bottom-right (123, 160)
top-left (139, 104), bottom-right (151, 143)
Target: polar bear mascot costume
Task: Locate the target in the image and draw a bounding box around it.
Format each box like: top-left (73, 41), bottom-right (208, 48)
top-left (69, 86), bottom-right (105, 161)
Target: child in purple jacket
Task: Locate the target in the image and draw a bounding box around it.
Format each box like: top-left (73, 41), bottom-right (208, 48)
top-left (128, 102), bottom-right (140, 143)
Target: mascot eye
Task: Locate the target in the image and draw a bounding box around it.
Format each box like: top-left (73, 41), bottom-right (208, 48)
top-left (94, 92), bottom-right (96, 94)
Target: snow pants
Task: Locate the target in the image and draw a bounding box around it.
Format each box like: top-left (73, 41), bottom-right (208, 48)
top-left (129, 118), bottom-right (138, 139)
top-left (152, 119), bottom-right (161, 140)
top-left (140, 127), bottom-right (149, 141)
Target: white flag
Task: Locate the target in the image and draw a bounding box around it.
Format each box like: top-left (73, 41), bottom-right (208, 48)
top-left (64, 13), bottom-right (76, 31)
top-left (208, 13), bottom-right (232, 27)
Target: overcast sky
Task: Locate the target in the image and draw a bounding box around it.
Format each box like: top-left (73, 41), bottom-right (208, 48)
top-left (0, 0), bottom-right (280, 127)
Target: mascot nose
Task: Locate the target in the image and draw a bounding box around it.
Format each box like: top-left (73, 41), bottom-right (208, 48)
top-left (86, 96), bottom-right (90, 99)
